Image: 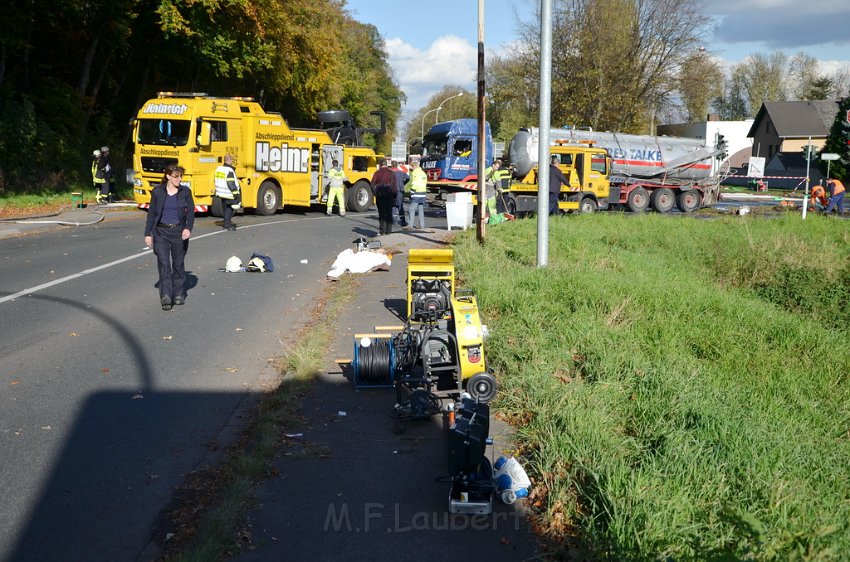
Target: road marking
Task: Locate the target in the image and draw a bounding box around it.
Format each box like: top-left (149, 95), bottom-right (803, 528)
top-left (0, 217), bottom-right (308, 305)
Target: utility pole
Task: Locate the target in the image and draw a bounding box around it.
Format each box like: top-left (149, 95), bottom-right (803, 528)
top-left (802, 136), bottom-right (812, 220)
top-left (476, 0), bottom-right (486, 242)
top-left (536, 0), bottom-right (552, 267)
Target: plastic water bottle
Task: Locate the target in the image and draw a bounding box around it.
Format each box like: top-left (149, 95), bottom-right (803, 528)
top-left (500, 489), bottom-right (517, 505)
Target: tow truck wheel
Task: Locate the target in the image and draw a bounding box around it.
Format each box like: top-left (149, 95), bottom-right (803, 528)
top-left (347, 180), bottom-right (372, 213)
top-left (626, 187), bottom-right (649, 213)
top-left (257, 181), bottom-right (279, 216)
top-left (579, 197), bottom-right (597, 214)
top-left (676, 189), bottom-right (701, 213)
top-left (650, 188), bottom-right (675, 213)
top-left (210, 196), bottom-right (224, 218)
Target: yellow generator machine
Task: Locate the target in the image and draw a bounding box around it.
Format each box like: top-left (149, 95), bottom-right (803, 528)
top-left (351, 248), bottom-right (498, 410)
top-left (346, 248), bottom-right (500, 515)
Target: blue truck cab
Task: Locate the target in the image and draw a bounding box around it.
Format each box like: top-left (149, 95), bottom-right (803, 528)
top-left (419, 119), bottom-right (493, 183)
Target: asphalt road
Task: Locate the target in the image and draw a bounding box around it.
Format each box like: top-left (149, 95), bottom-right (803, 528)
top-left (0, 206), bottom-right (398, 561)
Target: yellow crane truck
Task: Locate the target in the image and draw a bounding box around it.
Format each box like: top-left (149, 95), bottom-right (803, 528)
top-left (131, 92), bottom-right (384, 215)
top-left (501, 141), bottom-right (617, 215)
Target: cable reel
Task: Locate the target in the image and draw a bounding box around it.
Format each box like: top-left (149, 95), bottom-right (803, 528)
top-left (353, 336), bottom-right (395, 388)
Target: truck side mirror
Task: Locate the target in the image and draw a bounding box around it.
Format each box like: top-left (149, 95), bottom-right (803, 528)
top-left (197, 121), bottom-right (212, 147)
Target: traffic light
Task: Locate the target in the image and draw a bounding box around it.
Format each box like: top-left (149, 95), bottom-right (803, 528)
top-left (715, 133), bottom-right (728, 161)
top-left (801, 145), bottom-right (815, 161)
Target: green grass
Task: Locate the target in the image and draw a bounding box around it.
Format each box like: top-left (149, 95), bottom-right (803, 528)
top-left (452, 213), bottom-right (850, 560)
top-left (0, 186), bottom-right (132, 217)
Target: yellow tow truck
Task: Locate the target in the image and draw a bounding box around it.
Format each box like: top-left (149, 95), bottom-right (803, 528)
top-left (502, 140), bottom-right (617, 215)
top-left (131, 92), bottom-right (383, 215)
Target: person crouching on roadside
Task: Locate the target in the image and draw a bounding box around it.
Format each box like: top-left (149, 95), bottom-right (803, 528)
top-left (810, 181), bottom-right (827, 211)
top-left (144, 164), bottom-right (194, 310)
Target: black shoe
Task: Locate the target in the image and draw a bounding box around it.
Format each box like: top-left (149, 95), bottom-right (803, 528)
top-left (226, 225), bottom-right (237, 231)
top-left (161, 297), bottom-right (173, 311)
top-left (173, 296), bottom-right (185, 306)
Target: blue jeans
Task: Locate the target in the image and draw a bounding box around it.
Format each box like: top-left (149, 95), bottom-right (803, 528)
top-left (408, 195), bottom-right (426, 228)
top-left (825, 191), bottom-right (845, 214)
top-left (549, 192), bottom-right (560, 215)
top-left (394, 190), bottom-right (407, 225)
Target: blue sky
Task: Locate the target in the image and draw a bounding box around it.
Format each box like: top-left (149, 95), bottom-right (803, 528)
top-left (343, 0), bottom-right (850, 121)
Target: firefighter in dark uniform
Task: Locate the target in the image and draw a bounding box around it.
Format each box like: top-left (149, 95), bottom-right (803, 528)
top-left (95, 146), bottom-right (113, 203)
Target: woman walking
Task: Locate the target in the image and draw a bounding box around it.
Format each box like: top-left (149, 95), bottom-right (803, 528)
top-left (144, 163), bottom-right (195, 310)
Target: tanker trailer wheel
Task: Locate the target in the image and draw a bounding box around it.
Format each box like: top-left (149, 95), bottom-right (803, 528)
top-left (626, 187), bottom-right (649, 213)
top-left (650, 188), bottom-right (675, 213)
top-left (579, 197), bottom-right (597, 214)
top-left (347, 180), bottom-right (373, 213)
top-left (256, 181), bottom-right (280, 216)
top-left (676, 189), bottom-right (701, 213)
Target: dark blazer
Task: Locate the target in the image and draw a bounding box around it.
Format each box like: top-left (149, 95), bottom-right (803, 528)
top-left (144, 182), bottom-right (195, 236)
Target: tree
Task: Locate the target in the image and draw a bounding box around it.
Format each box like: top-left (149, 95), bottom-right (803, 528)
top-left (819, 96), bottom-right (850, 181)
top-left (485, 53), bottom-right (536, 142)
top-left (508, 0), bottom-right (711, 134)
top-left (711, 75), bottom-right (749, 120)
top-left (804, 77), bottom-right (834, 101)
top-left (334, 19), bottom-right (404, 153)
top-left (0, 0), bottom-right (403, 191)
top-left (406, 86), bottom-right (475, 143)
top-left (730, 52), bottom-right (788, 117)
top-left (830, 67), bottom-right (850, 99)
top-left (786, 52), bottom-right (834, 101)
top-left (678, 49), bottom-right (723, 121)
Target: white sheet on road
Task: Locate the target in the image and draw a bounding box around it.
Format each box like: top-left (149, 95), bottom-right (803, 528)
top-left (327, 248), bottom-right (391, 279)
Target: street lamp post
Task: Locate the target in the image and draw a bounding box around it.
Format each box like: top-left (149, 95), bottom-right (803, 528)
top-left (420, 108), bottom-right (439, 140)
top-left (435, 92), bottom-right (464, 125)
top-left (419, 92), bottom-right (465, 144)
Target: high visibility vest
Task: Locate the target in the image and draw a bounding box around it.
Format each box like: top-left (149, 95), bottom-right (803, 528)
top-left (214, 165), bottom-right (240, 199)
top-left (409, 167), bottom-right (427, 194)
top-left (485, 166), bottom-right (510, 187)
top-left (327, 167), bottom-right (347, 189)
top-left (91, 160), bottom-right (100, 183)
top-left (494, 168), bottom-right (512, 188)
top-left (829, 179), bottom-right (845, 195)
